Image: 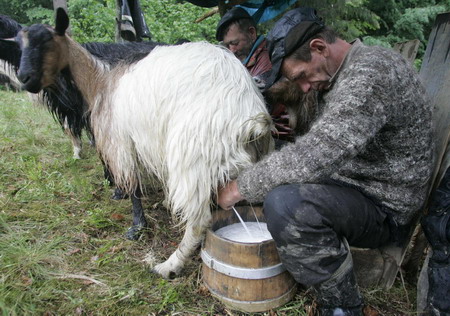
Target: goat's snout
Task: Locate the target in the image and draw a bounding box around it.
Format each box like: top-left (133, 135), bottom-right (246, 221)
top-left (17, 69), bottom-right (29, 84)
top-left (17, 68), bottom-right (42, 94)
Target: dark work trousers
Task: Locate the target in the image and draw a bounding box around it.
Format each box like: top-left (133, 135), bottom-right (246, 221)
top-left (263, 183), bottom-right (391, 286)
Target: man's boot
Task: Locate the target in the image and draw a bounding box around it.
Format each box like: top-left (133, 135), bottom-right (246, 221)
top-left (426, 255), bottom-right (450, 315)
top-left (421, 167), bottom-right (450, 315)
top-left (313, 246), bottom-right (364, 316)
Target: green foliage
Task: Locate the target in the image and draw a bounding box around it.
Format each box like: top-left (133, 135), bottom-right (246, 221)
top-left (68, 0), bottom-right (116, 43)
top-left (0, 0), bottom-right (53, 25)
top-left (1, 0), bottom-right (220, 44)
top-left (393, 5), bottom-right (448, 43)
top-left (362, 34), bottom-right (400, 49)
top-left (3, 0), bottom-right (449, 61)
top-left (366, 0), bottom-right (449, 35)
top-left (140, 0), bottom-right (219, 43)
top-left (364, 0), bottom-right (450, 65)
top-left (293, 0), bottom-right (380, 41)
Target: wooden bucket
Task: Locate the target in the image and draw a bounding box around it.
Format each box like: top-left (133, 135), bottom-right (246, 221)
top-left (202, 205), bottom-right (297, 313)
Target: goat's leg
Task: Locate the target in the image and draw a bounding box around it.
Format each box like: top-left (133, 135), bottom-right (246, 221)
top-left (86, 130), bottom-right (95, 147)
top-left (125, 187), bottom-right (147, 240)
top-left (102, 162), bottom-right (128, 200)
top-left (152, 211), bottom-right (211, 278)
top-left (112, 187), bottom-right (128, 200)
top-left (63, 117), bottom-right (82, 159)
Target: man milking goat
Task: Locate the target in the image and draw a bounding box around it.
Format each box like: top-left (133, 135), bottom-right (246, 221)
top-left (218, 7), bottom-right (434, 315)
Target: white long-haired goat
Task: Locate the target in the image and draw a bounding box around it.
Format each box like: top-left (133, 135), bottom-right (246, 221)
top-left (16, 8), bottom-right (273, 278)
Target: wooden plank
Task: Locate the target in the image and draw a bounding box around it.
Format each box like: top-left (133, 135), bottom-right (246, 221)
top-left (420, 12), bottom-right (450, 193)
top-left (394, 39), bottom-right (420, 63)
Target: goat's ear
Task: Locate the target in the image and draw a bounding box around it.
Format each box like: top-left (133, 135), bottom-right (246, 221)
top-left (55, 7), bottom-right (69, 36)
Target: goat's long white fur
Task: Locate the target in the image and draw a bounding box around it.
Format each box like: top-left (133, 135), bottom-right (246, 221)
top-left (39, 36), bottom-right (273, 277)
top-left (103, 44), bottom-right (269, 220)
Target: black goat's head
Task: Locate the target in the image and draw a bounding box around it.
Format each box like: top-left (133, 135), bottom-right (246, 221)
top-left (16, 7), bottom-right (70, 93)
top-left (0, 14), bottom-right (22, 38)
top-left (0, 14), bottom-right (22, 67)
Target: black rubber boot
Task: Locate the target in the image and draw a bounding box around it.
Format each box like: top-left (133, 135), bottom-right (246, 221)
top-left (420, 167), bottom-right (450, 315)
top-left (426, 257), bottom-right (450, 315)
top-left (314, 245), bottom-right (364, 316)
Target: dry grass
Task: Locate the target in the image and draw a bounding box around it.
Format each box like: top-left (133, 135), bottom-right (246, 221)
top-left (0, 88), bottom-right (418, 315)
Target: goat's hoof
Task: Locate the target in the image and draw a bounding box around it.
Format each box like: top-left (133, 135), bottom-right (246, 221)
top-left (151, 254), bottom-right (185, 279)
top-left (152, 263), bottom-right (181, 279)
top-left (125, 224), bottom-right (146, 240)
top-left (150, 268), bottom-right (177, 280)
top-left (111, 188), bottom-right (128, 200)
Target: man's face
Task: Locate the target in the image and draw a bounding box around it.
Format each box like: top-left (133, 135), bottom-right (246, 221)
top-left (281, 42), bottom-right (335, 93)
top-left (222, 24), bottom-right (255, 62)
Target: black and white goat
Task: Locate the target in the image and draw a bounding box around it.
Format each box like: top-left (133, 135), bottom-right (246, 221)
top-left (0, 14), bottom-right (169, 240)
top-left (0, 14), bottom-right (163, 160)
top-left (0, 15), bottom-right (21, 67)
top-left (0, 14), bottom-right (87, 159)
top-left (15, 8), bottom-right (274, 278)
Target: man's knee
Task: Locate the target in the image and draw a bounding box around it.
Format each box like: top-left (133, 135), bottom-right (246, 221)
top-left (264, 183), bottom-right (327, 217)
top-left (263, 184), bottom-right (324, 239)
top-left (265, 184), bottom-right (297, 214)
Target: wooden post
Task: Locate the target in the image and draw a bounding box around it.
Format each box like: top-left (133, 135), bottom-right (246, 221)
top-left (115, 0), bottom-right (123, 43)
top-left (393, 39), bottom-right (420, 64)
top-left (416, 12), bottom-right (450, 312)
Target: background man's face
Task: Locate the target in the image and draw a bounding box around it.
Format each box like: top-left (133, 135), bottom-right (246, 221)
top-left (222, 24), bottom-right (254, 62)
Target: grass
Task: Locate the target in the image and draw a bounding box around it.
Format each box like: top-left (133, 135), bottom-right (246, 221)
top-left (0, 88), bottom-right (419, 315)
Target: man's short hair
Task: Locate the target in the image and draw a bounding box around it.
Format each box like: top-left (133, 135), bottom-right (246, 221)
top-left (216, 7), bottom-right (256, 41)
top-left (289, 27), bottom-right (339, 62)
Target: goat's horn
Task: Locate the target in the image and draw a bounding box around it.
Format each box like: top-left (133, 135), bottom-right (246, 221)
top-left (0, 37), bottom-right (16, 43)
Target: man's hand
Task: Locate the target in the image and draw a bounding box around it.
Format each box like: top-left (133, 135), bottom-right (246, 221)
top-left (217, 180), bottom-right (244, 210)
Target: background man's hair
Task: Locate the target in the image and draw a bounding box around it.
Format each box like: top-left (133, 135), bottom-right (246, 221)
top-left (224, 18), bottom-right (257, 37)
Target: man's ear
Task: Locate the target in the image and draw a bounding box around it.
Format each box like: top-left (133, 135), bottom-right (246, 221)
top-left (310, 38), bottom-right (328, 56)
top-left (248, 26), bottom-right (257, 41)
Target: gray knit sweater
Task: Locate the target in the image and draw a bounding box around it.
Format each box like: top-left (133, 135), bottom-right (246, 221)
top-left (238, 40), bottom-right (434, 225)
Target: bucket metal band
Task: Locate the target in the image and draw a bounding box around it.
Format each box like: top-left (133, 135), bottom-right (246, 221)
top-left (201, 249), bottom-right (286, 279)
top-left (204, 281), bottom-right (297, 313)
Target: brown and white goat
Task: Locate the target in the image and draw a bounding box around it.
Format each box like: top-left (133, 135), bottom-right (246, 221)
top-left (264, 78), bottom-right (318, 136)
top-left (16, 8), bottom-right (273, 278)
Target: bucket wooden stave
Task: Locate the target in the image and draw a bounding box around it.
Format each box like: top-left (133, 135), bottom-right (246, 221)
top-left (202, 205), bottom-right (297, 313)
